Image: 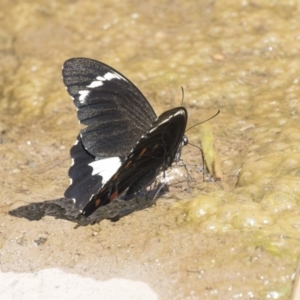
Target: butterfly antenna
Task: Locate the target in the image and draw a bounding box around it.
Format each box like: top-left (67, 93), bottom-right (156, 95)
top-left (185, 110), bottom-right (220, 133)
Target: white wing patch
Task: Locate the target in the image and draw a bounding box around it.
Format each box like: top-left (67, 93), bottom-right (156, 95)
top-left (78, 90), bottom-right (90, 104)
top-left (103, 71), bottom-right (126, 81)
top-left (86, 81), bottom-right (103, 88)
top-left (85, 71), bottom-right (127, 90)
top-left (79, 71), bottom-right (127, 104)
top-left (88, 157), bottom-right (122, 185)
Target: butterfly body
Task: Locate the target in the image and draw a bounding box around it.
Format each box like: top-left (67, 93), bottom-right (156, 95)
top-left (63, 58), bottom-right (188, 217)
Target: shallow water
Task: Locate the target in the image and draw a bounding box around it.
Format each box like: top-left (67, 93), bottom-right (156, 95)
top-left (1, 0), bottom-right (300, 299)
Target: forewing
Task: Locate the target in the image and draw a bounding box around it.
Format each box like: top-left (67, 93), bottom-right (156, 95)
top-left (63, 58), bottom-right (157, 157)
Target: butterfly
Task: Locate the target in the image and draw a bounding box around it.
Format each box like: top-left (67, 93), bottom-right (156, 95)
top-left (63, 58), bottom-right (188, 217)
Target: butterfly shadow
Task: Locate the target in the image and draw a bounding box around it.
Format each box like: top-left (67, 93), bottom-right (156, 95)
top-left (8, 186), bottom-right (167, 227)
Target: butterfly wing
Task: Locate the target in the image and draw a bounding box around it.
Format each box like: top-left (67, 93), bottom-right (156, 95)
top-left (63, 58), bottom-right (157, 209)
top-left (64, 135), bottom-right (123, 210)
top-left (63, 58), bottom-right (157, 157)
top-left (82, 107), bottom-right (188, 217)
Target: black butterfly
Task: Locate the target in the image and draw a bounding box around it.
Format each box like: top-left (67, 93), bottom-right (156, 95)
top-left (63, 58), bottom-right (188, 217)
